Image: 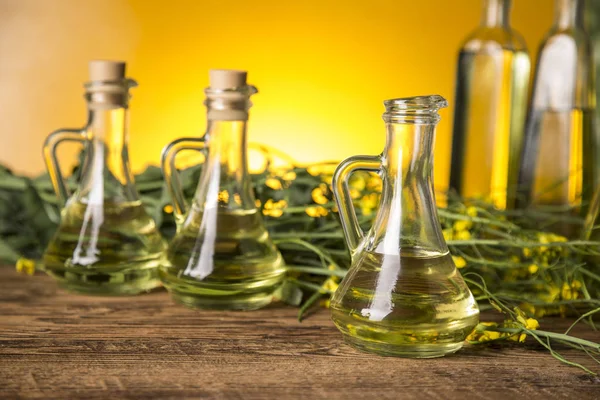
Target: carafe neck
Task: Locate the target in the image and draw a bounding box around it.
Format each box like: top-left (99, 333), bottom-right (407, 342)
top-left (554, 0), bottom-right (584, 30)
top-left (383, 123), bottom-right (435, 179)
top-left (204, 118), bottom-right (249, 179)
top-left (78, 104), bottom-right (138, 203)
top-left (375, 96), bottom-right (448, 255)
top-left (480, 0), bottom-right (511, 28)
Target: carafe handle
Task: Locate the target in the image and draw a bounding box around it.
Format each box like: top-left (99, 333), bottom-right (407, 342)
top-left (42, 128), bottom-right (86, 206)
top-left (332, 155), bottom-right (382, 256)
top-left (161, 137), bottom-right (206, 226)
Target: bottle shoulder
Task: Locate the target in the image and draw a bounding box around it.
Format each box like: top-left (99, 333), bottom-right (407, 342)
top-left (537, 28), bottom-right (591, 52)
top-left (531, 28), bottom-right (595, 110)
top-left (460, 27), bottom-right (528, 53)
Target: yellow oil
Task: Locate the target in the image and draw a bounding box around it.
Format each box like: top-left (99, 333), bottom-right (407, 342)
top-left (330, 249), bottom-right (479, 358)
top-left (160, 208), bottom-right (286, 310)
top-left (43, 200), bottom-right (166, 295)
top-left (450, 49), bottom-right (530, 210)
top-left (521, 109), bottom-right (595, 237)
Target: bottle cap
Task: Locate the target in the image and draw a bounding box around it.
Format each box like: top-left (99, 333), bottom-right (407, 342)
top-left (89, 60), bottom-right (126, 81)
top-left (209, 69), bottom-right (247, 90)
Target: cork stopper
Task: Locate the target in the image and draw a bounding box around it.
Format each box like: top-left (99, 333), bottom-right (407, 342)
top-left (89, 60), bottom-right (126, 82)
top-left (209, 69), bottom-right (247, 90)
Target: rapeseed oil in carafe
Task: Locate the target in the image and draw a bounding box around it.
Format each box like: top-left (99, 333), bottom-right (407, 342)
top-left (160, 208), bottom-right (285, 310)
top-left (330, 249), bottom-right (479, 358)
top-left (41, 61), bottom-right (167, 295)
top-left (159, 69), bottom-right (286, 310)
top-left (43, 200), bottom-right (166, 294)
top-left (331, 95), bottom-right (479, 357)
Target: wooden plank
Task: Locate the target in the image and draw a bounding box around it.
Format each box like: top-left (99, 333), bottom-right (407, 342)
top-left (0, 268), bottom-right (599, 399)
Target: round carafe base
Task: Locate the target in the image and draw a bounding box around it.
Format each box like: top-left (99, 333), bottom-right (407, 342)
top-left (44, 263), bottom-right (162, 296)
top-left (159, 267), bottom-right (285, 311)
top-left (341, 334), bottom-right (464, 358)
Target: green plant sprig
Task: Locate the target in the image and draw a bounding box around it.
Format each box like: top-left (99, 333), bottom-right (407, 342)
top-left (4, 146), bottom-right (600, 373)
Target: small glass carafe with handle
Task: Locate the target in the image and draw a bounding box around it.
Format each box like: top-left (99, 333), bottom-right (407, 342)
top-left (42, 60), bottom-right (166, 295)
top-left (330, 95), bottom-right (479, 358)
top-left (159, 69), bottom-right (285, 310)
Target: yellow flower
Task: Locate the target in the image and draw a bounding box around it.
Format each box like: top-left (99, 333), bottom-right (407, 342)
top-left (264, 209), bottom-right (283, 217)
top-left (262, 199), bottom-right (287, 218)
top-left (255, 199), bottom-right (262, 208)
top-left (528, 264), bottom-right (539, 274)
top-left (525, 318), bottom-right (539, 330)
top-left (311, 188), bottom-right (328, 205)
top-left (320, 298), bottom-right (331, 308)
top-left (484, 331), bottom-right (501, 341)
top-left (218, 190), bottom-right (229, 203)
top-left (539, 284), bottom-right (561, 303)
top-left (523, 247), bottom-right (532, 258)
top-left (466, 322), bottom-right (498, 342)
top-left (452, 256), bottom-right (467, 269)
top-left (349, 175), bottom-right (366, 191)
top-left (442, 228), bottom-right (453, 241)
top-left (453, 219), bottom-right (472, 232)
top-left (466, 206), bottom-right (478, 217)
top-left (349, 188), bottom-right (361, 199)
top-left (305, 206), bottom-right (329, 218)
top-left (510, 317), bottom-right (539, 342)
top-left (359, 193), bottom-right (379, 216)
top-left (233, 194), bottom-right (242, 205)
top-left (265, 178), bottom-right (282, 190)
top-left (322, 277), bottom-right (339, 292)
top-left (455, 230), bottom-right (471, 240)
top-left (16, 258), bottom-right (36, 275)
top-left (282, 171), bottom-right (297, 181)
top-left (366, 177), bottom-right (383, 192)
top-left (561, 281), bottom-right (581, 300)
top-left (163, 204), bottom-right (174, 214)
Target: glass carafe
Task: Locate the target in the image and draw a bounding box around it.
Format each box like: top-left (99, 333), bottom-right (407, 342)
top-left (159, 69), bottom-right (285, 310)
top-left (449, 0), bottom-right (530, 210)
top-left (42, 61), bottom-right (166, 295)
top-left (518, 0), bottom-right (597, 236)
top-left (330, 95), bottom-right (479, 358)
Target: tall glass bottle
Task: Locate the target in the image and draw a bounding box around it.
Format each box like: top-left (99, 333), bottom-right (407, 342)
top-left (331, 96), bottom-right (479, 358)
top-left (160, 70), bottom-right (285, 310)
top-left (42, 61), bottom-right (166, 295)
top-left (450, 0), bottom-right (530, 210)
top-left (518, 0), bottom-right (597, 236)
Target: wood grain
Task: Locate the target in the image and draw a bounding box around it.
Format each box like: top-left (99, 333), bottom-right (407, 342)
top-left (0, 268), bottom-right (599, 399)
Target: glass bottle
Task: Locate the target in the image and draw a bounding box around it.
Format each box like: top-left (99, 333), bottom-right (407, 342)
top-left (42, 61), bottom-right (166, 295)
top-left (160, 69), bottom-right (285, 310)
top-left (450, 0), bottom-right (530, 210)
top-left (331, 95), bottom-right (479, 358)
top-left (518, 0), bottom-right (597, 236)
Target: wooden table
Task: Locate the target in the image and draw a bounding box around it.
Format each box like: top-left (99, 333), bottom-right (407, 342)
top-left (0, 268), bottom-right (599, 399)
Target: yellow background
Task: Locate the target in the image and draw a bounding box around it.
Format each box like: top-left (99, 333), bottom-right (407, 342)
top-left (0, 0), bottom-right (554, 192)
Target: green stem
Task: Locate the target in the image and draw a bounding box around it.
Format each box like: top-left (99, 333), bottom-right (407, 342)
top-left (286, 265), bottom-right (347, 278)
